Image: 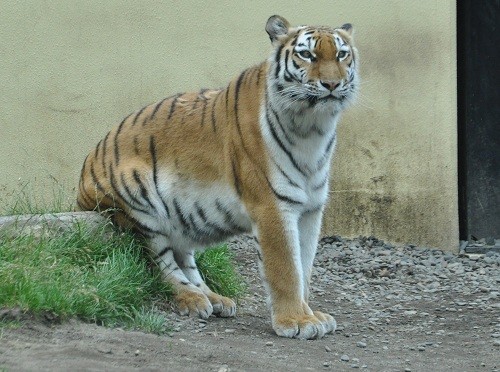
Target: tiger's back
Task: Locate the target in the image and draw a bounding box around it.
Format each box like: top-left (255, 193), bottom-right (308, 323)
top-left (77, 15), bottom-right (358, 339)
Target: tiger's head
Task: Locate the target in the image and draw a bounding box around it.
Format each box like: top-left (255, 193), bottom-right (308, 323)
top-left (265, 15), bottom-right (358, 114)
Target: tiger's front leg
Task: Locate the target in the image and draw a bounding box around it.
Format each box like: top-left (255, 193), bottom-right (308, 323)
top-left (298, 208), bottom-right (337, 335)
top-left (255, 207), bottom-right (333, 339)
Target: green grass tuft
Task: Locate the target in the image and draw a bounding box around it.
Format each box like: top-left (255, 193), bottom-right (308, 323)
top-left (196, 245), bottom-right (247, 300)
top-left (0, 223), bottom-right (172, 332)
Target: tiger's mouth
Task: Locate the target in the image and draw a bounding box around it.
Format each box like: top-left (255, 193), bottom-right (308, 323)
top-left (306, 94), bottom-right (346, 106)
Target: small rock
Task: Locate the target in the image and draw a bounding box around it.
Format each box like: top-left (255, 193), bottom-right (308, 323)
top-left (265, 341), bottom-right (274, 347)
top-left (134, 349), bottom-right (140, 356)
top-left (97, 348), bottom-right (113, 354)
top-left (224, 329), bottom-right (236, 334)
top-left (325, 345), bottom-right (332, 352)
top-left (341, 355), bottom-right (350, 362)
top-left (356, 341), bottom-right (367, 348)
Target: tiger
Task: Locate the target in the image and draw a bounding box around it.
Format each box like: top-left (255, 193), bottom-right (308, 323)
top-left (77, 15), bottom-right (358, 339)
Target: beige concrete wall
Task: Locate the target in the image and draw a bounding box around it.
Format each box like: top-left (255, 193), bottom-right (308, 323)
top-left (0, 1), bottom-right (457, 249)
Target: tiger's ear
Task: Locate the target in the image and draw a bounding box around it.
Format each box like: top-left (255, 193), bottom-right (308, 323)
top-left (338, 23), bottom-right (354, 36)
top-left (266, 15), bottom-right (290, 43)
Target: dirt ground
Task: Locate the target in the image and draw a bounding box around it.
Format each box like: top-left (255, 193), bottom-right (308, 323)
top-left (1, 241), bottom-right (499, 372)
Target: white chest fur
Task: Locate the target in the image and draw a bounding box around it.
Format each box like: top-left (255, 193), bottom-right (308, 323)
top-left (260, 102), bottom-right (340, 213)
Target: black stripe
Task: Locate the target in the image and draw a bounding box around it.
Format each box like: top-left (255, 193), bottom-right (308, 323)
top-left (163, 260), bottom-right (176, 270)
top-left (110, 163), bottom-right (151, 215)
top-left (94, 140), bottom-right (101, 158)
top-left (225, 85), bottom-right (230, 118)
top-left (193, 89), bottom-right (207, 111)
top-left (265, 176), bottom-right (303, 205)
top-left (149, 136), bottom-right (171, 218)
top-left (167, 93), bottom-right (182, 120)
top-left (200, 95), bottom-right (208, 126)
top-left (149, 136), bottom-right (158, 186)
top-left (271, 188), bottom-right (303, 205)
top-left (79, 155), bottom-right (89, 183)
top-left (150, 97), bottom-right (168, 120)
top-left (119, 172), bottom-right (150, 213)
top-left (303, 205), bottom-right (323, 215)
top-left (185, 214), bottom-right (229, 243)
top-left (109, 164), bottom-right (134, 210)
top-left (313, 175), bottom-right (329, 190)
top-left (113, 211), bottom-right (163, 237)
top-left (114, 116), bottom-right (128, 166)
top-left (273, 159), bottom-right (301, 188)
top-left (133, 136), bottom-right (140, 155)
top-left (195, 202), bottom-right (207, 222)
top-left (317, 134), bottom-right (337, 170)
top-left (325, 133), bottom-right (336, 153)
top-left (265, 108), bottom-right (307, 177)
top-left (78, 165), bottom-right (97, 208)
top-left (187, 213), bottom-right (204, 235)
top-left (173, 198), bottom-right (189, 229)
top-left (256, 249), bottom-right (263, 261)
top-left (231, 157), bottom-right (242, 196)
top-left (275, 44), bottom-right (284, 78)
top-left (101, 132), bottom-right (110, 177)
top-left (283, 50), bottom-right (302, 84)
top-left (210, 91), bottom-right (222, 133)
top-left (205, 220), bottom-right (233, 237)
top-left (255, 66), bottom-right (262, 86)
top-left (310, 124), bottom-right (325, 136)
top-left (76, 199), bottom-right (86, 211)
top-left (215, 200), bottom-right (246, 232)
top-left (133, 106), bottom-right (147, 126)
top-left (266, 99), bottom-right (295, 146)
top-left (78, 186), bottom-right (95, 209)
top-left (233, 69), bottom-right (247, 137)
top-left (90, 163), bottom-right (106, 193)
top-left (283, 50), bottom-right (293, 82)
top-left (157, 246), bottom-right (173, 258)
top-left (132, 169), bottom-right (156, 211)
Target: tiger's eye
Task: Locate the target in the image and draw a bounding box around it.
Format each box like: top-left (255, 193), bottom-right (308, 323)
top-left (337, 50), bottom-right (348, 59)
top-left (299, 50), bottom-right (312, 59)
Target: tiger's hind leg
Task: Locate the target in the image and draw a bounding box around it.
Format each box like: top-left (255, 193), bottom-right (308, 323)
top-left (174, 249), bottom-right (236, 317)
top-left (149, 234), bottom-right (214, 319)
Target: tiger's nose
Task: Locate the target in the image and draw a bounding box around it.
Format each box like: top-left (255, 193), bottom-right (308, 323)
top-left (320, 81), bottom-right (340, 91)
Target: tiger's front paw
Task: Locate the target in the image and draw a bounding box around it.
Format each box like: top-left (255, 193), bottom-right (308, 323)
top-left (272, 311), bottom-right (336, 340)
top-left (175, 291), bottom-right (213, 319)
top-left (313, 310), bottom-right (337, 334)
top-left (206, 292), bottom-right (236, 318)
